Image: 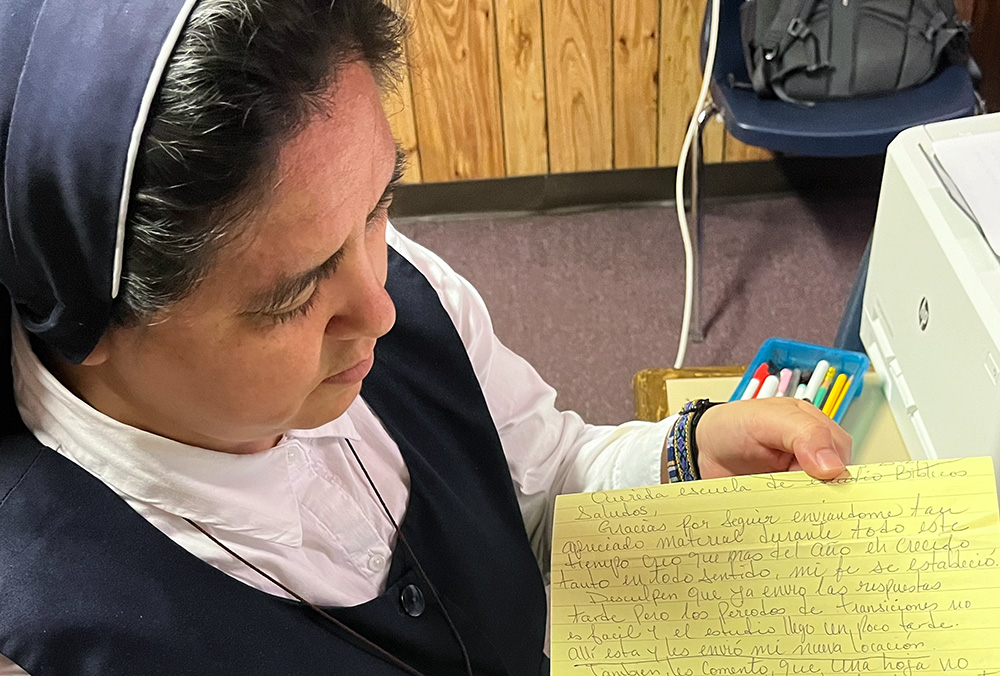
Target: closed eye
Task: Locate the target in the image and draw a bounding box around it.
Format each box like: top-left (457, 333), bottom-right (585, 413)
top-left (263, 289), bottom-right (322, 325)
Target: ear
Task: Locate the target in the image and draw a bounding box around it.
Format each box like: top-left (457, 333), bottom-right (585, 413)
top-left (80, 332), bottom-right (113, 366)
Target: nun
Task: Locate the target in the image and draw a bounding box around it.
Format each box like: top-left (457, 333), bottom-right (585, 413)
top-left (0, 1), bottom-right (850, 674)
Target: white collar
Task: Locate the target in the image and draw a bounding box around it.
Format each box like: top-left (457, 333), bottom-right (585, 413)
top-left (10, 317), bottom-right (360, 547)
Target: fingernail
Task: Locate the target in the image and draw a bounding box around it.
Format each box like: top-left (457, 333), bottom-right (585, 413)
top-left (816, 449), bottom-right (843, 473)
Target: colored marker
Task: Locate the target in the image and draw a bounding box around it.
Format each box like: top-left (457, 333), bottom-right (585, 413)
top-left (829, 376), bottom-right (854, 418)
top-left (751, 364), bottom-right (772, 398)
top-left (740, 380), bottom-right (760, 400)
top-left (812, 367), bottom-right (836, 408)
top-left (757, 375), bottom-right (780, 398)
top-left (741, 363), bottom-right (771, 400)
top-left (775, 369), bottom-right (793, 397)
top-left (786, 368), bottom-right (802, 397)
top-left (803, 360), bottom-right (830, 402)
top-left (822, 373), bottom-right (848, 416)
top-left (794, 372), bottom-right (811, 399)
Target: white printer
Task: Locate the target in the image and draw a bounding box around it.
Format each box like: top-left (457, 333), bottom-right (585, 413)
top-left (862, 113), bottom-right (1000, 469)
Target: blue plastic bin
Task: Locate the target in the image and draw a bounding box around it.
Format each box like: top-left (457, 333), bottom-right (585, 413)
top-left (728, 338), bottom-right (870, 424)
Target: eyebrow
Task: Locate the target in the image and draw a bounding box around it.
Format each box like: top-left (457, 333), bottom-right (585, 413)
top-left (239, 147), bottom-right (407, 316)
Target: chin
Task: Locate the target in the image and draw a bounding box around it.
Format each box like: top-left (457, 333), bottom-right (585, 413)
top-left (289, 382), bottom-right (363, 430)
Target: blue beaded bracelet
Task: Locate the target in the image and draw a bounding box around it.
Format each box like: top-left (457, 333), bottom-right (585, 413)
top-left (662, 399), bottom-right (719, 483)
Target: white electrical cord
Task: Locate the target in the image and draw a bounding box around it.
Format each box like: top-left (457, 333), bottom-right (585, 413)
top-left (673, 0), bottom-right (722, 369)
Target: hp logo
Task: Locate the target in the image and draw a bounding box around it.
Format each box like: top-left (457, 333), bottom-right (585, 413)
top-left (918, 297), bottom-right (930, 331)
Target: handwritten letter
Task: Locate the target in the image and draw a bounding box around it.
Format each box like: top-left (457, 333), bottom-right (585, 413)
top-left (550, 458), bottom-right (1000, 675)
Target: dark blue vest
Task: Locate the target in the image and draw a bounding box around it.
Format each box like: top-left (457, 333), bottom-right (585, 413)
top-left (0, 249), bottom-right (549, 676)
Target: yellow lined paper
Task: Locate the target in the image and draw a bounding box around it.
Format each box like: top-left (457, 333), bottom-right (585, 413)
top-left (551, 458), bottom-right (1000, 675)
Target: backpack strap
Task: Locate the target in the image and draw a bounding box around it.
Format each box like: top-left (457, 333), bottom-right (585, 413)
top-left (769, 64), bottom-right (818, 107)
top-left (764, 0), bottom-right (820, 60)
top-left (754, 0), bottom-right (828, 102)
top-left (927, 14), bottom-right (960, 60)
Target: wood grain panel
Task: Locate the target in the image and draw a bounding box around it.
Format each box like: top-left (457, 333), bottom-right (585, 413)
top-left (971, 0), bottom-right (999, 112)
top-left (408, 0), bottom-right (505, 182)
top-left (542, 0), bottom-right (614, 173)
top-left (384, 44), bottom-right (423, 183)
top-left (724, 132), bottom-right (774, 162)
top-left (658, 0), bottom-right (705, 166)
top-left (703, 114), bottom-right (725, 164)
top-left (955, 0), bottom-right (974, 21)
top-left (613, 0), bottom-right (660, 169)
top-left (495, 0), bottom-right (549, 176)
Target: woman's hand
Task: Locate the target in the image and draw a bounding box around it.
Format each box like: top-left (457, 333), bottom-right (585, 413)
top-left (693, 398), bottom-right (852, 481)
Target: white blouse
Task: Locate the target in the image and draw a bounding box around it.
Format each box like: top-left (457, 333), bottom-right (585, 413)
top-left (2, 225), bottom-right (672, 674)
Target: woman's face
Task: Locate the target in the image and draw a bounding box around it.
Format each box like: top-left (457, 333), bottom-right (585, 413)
top-left (69, 62), bottom-right (400, 454)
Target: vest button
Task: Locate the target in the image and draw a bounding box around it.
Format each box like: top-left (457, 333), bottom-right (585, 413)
top-left (400, 584), bottom-right (426, 617)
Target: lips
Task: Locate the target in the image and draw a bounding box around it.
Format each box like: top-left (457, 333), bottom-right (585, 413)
top-left (322, 353), bottom-right (375, 385)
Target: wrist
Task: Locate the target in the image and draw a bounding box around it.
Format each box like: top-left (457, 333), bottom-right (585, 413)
top-left (661, 399), bottom-right (720, 483)
top-left (690, 399), bottom-right (722, 475)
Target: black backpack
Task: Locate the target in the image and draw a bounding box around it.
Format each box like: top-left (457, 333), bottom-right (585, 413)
top-left (739, 0), bottom-right (974, 106)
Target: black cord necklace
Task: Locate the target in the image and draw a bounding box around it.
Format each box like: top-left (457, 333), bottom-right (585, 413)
top-left (185, 438), bottom-right (474, 676)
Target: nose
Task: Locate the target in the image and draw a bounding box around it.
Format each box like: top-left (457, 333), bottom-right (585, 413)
top-left (326, 247), bottom-right (396, 340)
top-left (358, 276), bottom-right (396, 339)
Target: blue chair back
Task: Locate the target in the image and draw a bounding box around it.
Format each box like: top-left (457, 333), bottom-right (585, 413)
top-left (702, 0), bottom-right (750, 85)
top-left (698, 0), bottom-right (978, 156)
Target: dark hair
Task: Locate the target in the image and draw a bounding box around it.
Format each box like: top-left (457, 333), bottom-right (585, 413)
top-left (112, 0), bottom-right (406, 325)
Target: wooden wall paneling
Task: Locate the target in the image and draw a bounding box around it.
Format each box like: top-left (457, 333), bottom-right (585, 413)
top-left (384, 0), bottom-right (421, 183)
top-left (703, 114), bottom-right (725, 164)
top-left (542, 0), bottom-right (614, 173)
top-left (495, 0), bottom-right (549, 176)
top-left (955, 0), bottom-right (974, 21)
top-left (724, 132), bottom-right (774, 162)
top-left (408, 0), bottom-right (505, 182)
top-left (613, 0), bottom-right (660, 169)
top-left (657, 0), bottom-right (706, 167)
top-left (971, 0), bottom-right (999, 112)
top-left (384, 44), bottom-right (423, 183)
